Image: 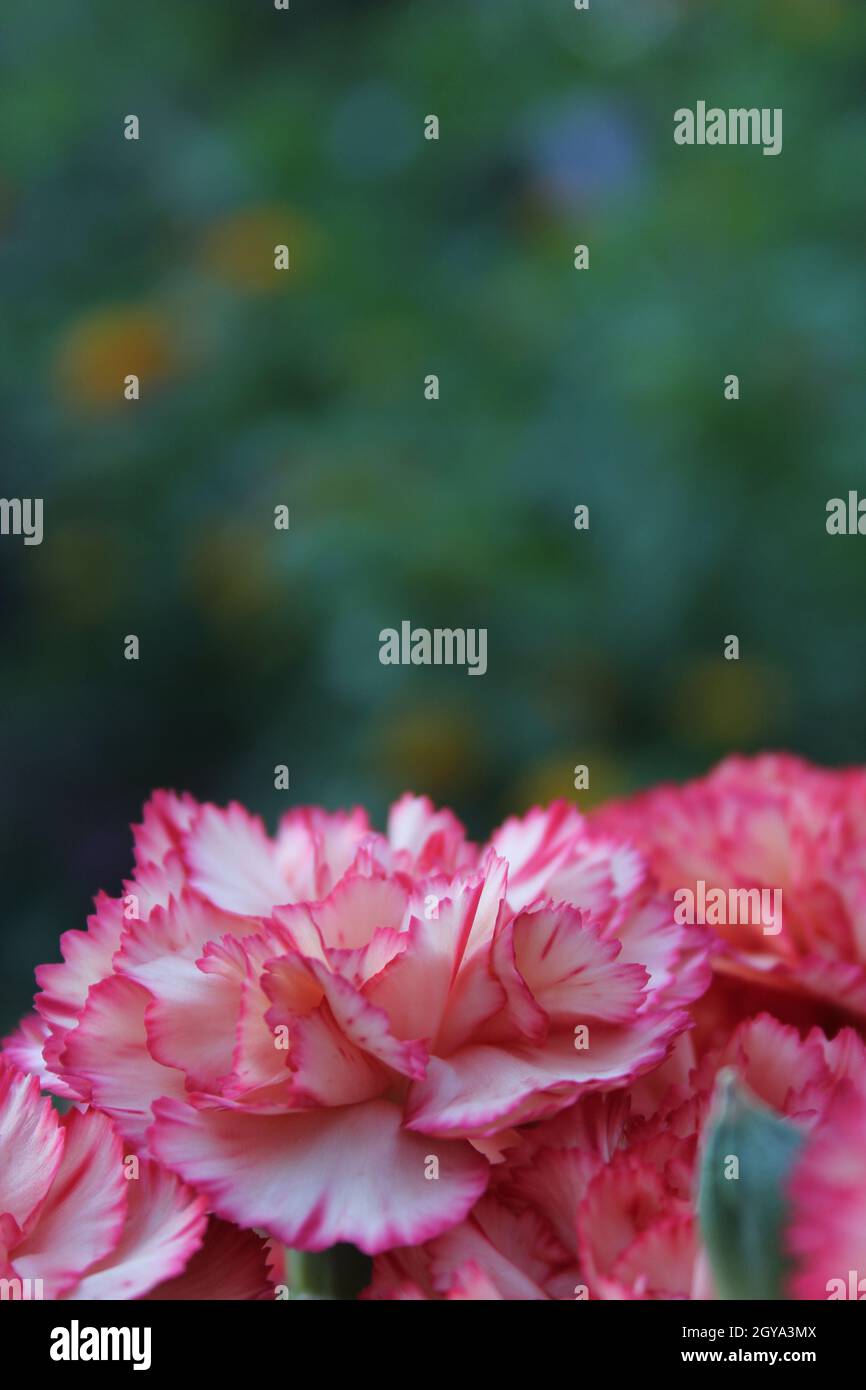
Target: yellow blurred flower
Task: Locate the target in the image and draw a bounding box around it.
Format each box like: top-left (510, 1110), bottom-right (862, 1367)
top-left (54, 306), bottom-right (176, 411)
top-left (505, 751), bottom-right (627, 817)
top-left (374, 705), bottom-right (480, 798)
top-left (202, 206), bottom-right (320, 291)
top-left (672, 657), bottom-right (785, 747)
top-left (184, 524), bottom-right (277, 628)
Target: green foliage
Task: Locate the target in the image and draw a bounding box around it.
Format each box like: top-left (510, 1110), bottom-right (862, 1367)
top-left (2, 0), bottom-right (866, 1032)
top-left (698, 1070), bottom-right (805, 1300)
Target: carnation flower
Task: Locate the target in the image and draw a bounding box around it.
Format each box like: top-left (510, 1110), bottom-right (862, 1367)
top-left (364, 1015), bottom-right (866, 1300)
top-left (593, 754), bottom-right (866, 1040)
top-left (5, 792), bottom-right (707, 1256)
top-left (0, 1058), bottom-right (272, 1300)
top-left (786, 1085), bottom-right (866, 1300)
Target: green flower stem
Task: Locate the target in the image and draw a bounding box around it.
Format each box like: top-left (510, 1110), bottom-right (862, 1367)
top-left (285, 1245), bottom-right (372, 1300)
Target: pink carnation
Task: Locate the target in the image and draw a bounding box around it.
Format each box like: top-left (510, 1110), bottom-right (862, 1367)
top-left (7, 792), bottom-right (707, 1255)
top-left (593, 754), bottom-right (866, 1042)
top-left (365, 1015), bottom-right (866, 1300)
top-left (787, 1085), bottom-right (866, 1300)
top-left (0, 1057), bottom-right (272, 1300)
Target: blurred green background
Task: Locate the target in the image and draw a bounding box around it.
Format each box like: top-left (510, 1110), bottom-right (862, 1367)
top-left (1, 0), bottom-right (865, 1037)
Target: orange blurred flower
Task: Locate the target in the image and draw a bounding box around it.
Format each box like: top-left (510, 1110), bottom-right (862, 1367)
top-left (54, 306), bottom-right (176, 411)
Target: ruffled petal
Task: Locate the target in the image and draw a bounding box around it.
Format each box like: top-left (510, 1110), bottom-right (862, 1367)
top-left (406, 1010), bottom-right (689, 1136)
top-left (143, 1218), bottom-right (274, 1300)
top-left (512, 903), bottom-right (648, 1024)
top-left (69, 1156), bottom-right (207, 1301)
top-left (307, 873), bottom-right (408, 952)
top-left (150, 1096), bottom-right (490, 1255)
top-left (0, 1058), bottom-right (65, 1231)
top-left (184, 803), bottom-right (292, 915)
top-left (266, 952), bottom-right (428, 1080)
top-left (34, 892), bottom-right (126, 1033)
top-left (386, 794), bottom-right (472, 876)
top-left (275, 806), bottom-right (372, 899)
top-left (1, 1015), bottom-right (81, 1100)
top-left (487, 802), bottom-right (591, 912)
top-left (285, 1006), bottom-right (389, 1106)
top-left (133, 790), bottom-right (199, 871)
top-left (12, 1108), bottom-right (127, 1298)
top-left (60, 975), bottom-right (187, 1147)
top-left (364, 880), bottom-right (495, 1046)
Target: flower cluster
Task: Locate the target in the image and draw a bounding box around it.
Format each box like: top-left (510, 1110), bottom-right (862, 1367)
top-left (3, 755), bottom-right (865, 1299)
top-left (593, 753), bottom-right (866, 1037)
top-left (0, 1057), bottom-right (272, 1299)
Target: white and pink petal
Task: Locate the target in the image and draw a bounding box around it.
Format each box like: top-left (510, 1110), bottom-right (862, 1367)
top-left (151, 1096), bottom-right (490, 1255)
